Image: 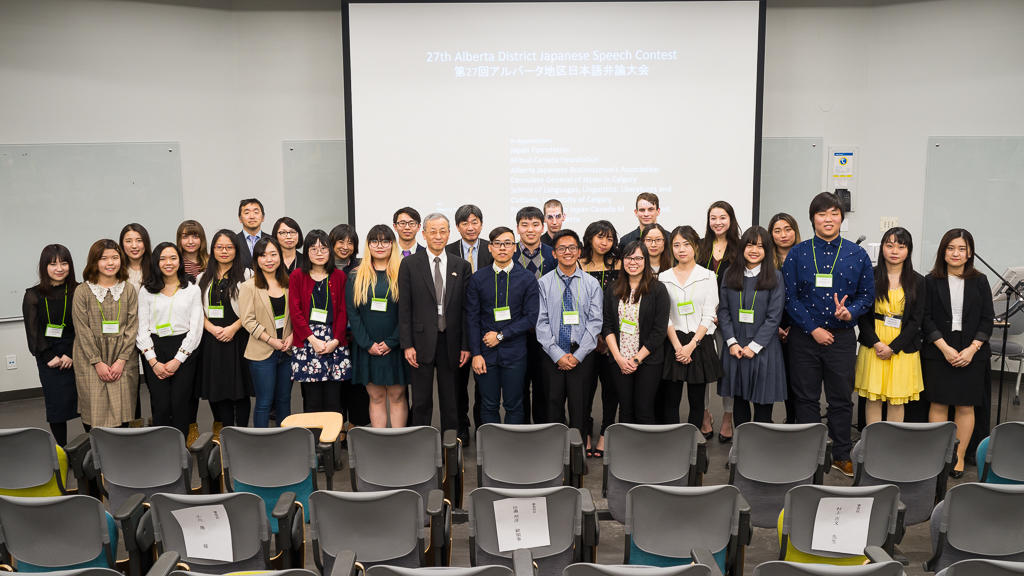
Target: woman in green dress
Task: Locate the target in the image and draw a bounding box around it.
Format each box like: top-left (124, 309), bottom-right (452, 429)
top-left (346, 224), bottom-right (406, 427)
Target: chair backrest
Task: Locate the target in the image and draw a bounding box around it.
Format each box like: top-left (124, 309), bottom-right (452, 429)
top-left (982, 422), bottom-right (1024, 483)
top-left (932, 483), bottom-right (1024, 571)
top-left (603, 424), bottom-right (701, 523)
top-left (89, 426), bottom-right (190, 511)
top-left (0, 494), bottom-right (114, 570)
top-left (171, 571), bottom-right (317, 576)
top-left (781, 484), bottom-right (901, 561)
top-left (852, 421), bottom-right (956, 524)
top-left (753, 562), bottom-right (906, 576)
top-left (938, 558), bottom-right (1024, 576)
top-left (347, 426), bottom-right (442, 502)
top-left (468, 486), bottom-right (582, 576)
top-left (564, 564), bottom-right (713, 576)
top-left (149, 492), bottom-right (270, 574)
top-left (729, 423), bottom-right (828, 528)
top-left (5, 570), bottom-right (123, 576)
top-left (367, 566), bottom-right (514, 576)
top-left (0, 427), bottom-right (65, 496)
top-left (308, 489), bottom-right (424, 571)
top-left (625, 485), bottom-right (740, 568)
top-left (477, 424), bottom-right (569, 488)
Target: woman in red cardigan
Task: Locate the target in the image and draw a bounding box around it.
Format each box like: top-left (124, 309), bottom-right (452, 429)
top-left (289, 229), bottom-right (350, 413)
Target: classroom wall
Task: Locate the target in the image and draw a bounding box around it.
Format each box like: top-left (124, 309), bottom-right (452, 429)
top-left (2, 0), bottom-right (1022, 392)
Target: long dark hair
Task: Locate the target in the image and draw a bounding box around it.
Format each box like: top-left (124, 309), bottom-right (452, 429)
top-left (874, 227), bottom-right (918, 309)
top-left (698, 200), bottom-right (741, 268)
top-left (119, 223), bottom-right (153, 283)
top-left (36, 244), bottom-right (78, 296)
top-left (199, 229), bottom-right (246, 301)
top-left (641, 224), bottom-right (672, 271)
top-left (930, 228), bottom-right (981, 279)
top-left (299, 229), bottom-right (335, 274)
top-left (253, 237), bottom-right (290, 290)
top-left (767, 212), bottom-right (801, 269)
top-left (581, 220), bottom-right (619, 268)
top-left (144, 242), bottom-right (192, 294)
top-left (724, 226), bottom-right (778, 291)
top-left (612, 240), bottom-right (656, 302)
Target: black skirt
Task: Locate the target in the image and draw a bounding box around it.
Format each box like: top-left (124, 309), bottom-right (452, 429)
top-left (922, 341), bottom-right (989, 407)
top-left (662, 330), bottom-right (723, 385)
top-left (36, 358), bottom-right (78, 423)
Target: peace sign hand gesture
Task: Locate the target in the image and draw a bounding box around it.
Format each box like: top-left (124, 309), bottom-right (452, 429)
top-left (833, 294), bottom-right (852, 322)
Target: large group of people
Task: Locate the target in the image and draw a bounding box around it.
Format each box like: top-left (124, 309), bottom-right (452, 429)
top-left (22, 192), bottom-right (993, 477)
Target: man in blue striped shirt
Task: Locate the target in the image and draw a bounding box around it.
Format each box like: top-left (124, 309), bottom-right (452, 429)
top-left (782, 192), bottom-right (875, 476)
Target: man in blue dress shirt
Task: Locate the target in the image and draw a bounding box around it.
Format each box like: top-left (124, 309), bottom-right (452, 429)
top-left (536, 230), bottom-right (603, 437)
top-left (782, 192), bottom-right (874, 476)
top-left (465, 226), bottom-right (540, 424)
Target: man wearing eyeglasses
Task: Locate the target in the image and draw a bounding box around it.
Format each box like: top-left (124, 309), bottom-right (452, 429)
top-left (393, 207), bottom-right (425, 258)
top-left (619, 193), bottom-right (661, 252)
top-left (536, 230), bottom-right (603, 436)
top-left (540, 199), bottom-right (566, 247)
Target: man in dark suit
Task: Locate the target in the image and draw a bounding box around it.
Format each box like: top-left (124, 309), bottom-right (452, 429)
top-left (237, 198), bottom-right (271, 268)
top-left (513, 206), bottom-right (556, 424)
top-left (619, 192), bottom-right (661, 251)
top-left (399, 212), bottom-right (472, 433)
top-left (445, 204), bottom-right (492, 444)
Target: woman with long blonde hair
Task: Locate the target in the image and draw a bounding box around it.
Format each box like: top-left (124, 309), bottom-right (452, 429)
top-left (346, 224), bottom-right (406, 427)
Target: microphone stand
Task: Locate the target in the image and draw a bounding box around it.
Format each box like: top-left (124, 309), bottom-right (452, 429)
top-left (973, 252), bottom-right (1024, 424)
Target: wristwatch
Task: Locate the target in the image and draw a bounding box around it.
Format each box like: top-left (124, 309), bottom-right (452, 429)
top-left (632, 357), bottom-right (641, 365)
top-left (496, 331), bottom-right (504, 342)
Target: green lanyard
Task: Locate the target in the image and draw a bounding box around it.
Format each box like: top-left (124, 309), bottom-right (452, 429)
top-left (154, 287), bottom-right (179, 335)
top-left (44, 286), bottom-right (68, 328)
top-left (706, 254), bottom-right (723, 276)
top-left (312, 277), bottom-right (330, 309)
top-left (208, 278), bottom-right (223, 306)
top-left (739, 289), bottom-right (758, 310)
top-left (812, 237), bottom-right (843, 276)
top-left (371, 277), bottom-right (390, 301)
top-left (97, 294), bottom-right (122, 326)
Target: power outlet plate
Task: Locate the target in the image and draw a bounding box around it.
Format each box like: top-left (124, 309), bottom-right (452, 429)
top-left (5, 355), bottom-right (16, 370)
top-left (880, 216), bottom-right (899, 232)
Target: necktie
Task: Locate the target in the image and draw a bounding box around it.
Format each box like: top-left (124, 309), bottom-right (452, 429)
top-left (559, 276), bottom-right (574, 354)
top-left (402, 249), bottom-right (411, 258)
top-left (467, 245), bottom-right (475, 272)
top-left (434, 256), bottom-right (446, 331)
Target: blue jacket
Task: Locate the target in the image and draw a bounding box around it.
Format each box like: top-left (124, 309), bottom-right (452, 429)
top-left (465, 263), bottom-right (539, 367)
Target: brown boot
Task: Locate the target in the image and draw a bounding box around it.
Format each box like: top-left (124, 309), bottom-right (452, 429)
top-left (187, 422), bottom-right (199, 447)
top-left (212, 422), bottom-right (223, 443)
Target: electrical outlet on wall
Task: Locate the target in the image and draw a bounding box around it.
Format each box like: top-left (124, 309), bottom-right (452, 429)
top-left (880, 216), bottom-right (899, 232)
top-left (6, 355), bottom-right (16, 370)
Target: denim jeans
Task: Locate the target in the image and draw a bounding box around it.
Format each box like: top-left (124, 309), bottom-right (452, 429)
top-left (477, 362), bottom-right (527, 425)
top-left (250, 351), bottom-right (292, 427)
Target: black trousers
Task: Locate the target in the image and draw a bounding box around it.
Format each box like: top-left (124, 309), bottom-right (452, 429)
top-left (410, 333), bottom-right (460, 432)
top-left (733, 399), bottom-right (774, 425)
top-left (662, 380), bottom-right (707, 427)
top-left (343, 382), bottom-right (371, 427)
top-left (606, 358), bottom-right (663, 425)
top-left (789, 327), bottom-right (856, 461)
top-left (584, 352), bottom-right (619, 440)
top-left (144, 334), bottom-right (199, 437)
top-left (456, 362), bottom-right (482, 434)
top-left (211, 398), bottom-right (251, 427)
top-left (522, 335), bottom-right (549, 424)
top-left (544, 353), bottom-right (598, 437)
top-left (301, 381), bottom-right (341, 413)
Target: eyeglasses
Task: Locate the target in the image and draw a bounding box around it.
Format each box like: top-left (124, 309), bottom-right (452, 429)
top-left (491, 240), bottom-right (516, 249)
top-left (624, 256), bottom-right (645, 263)
top-left (644, 237), bottom-right (664, 245)
top-left (369, 240), bottom-right (392, 248)
top-left (277, 230), bottom-right (298, 237)
top-left (213, 245), bottom-right (234, 252)
top-left (394, 220), bottom-right (419, 229)
top-left (554, 245), bottom-right (579, 254)
top-left (308, 246), bottom-right (330, 254)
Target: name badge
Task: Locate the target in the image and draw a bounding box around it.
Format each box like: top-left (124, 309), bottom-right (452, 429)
top-left (310, 307), bottom-right (328, 323)
top-left (562, 310), bottom-right (580, 325)
top-left (102, 321), bottom-right (120, 334)
top-left (738, 308), bottom-right (755, 324)
top-left (371, 298), bottom-right (388, 312)
top-left (677, 301), bottom-right (695, 315)
top-left (45, 324), bottom-right (64, 338)
top-left (274, 314), bottom-right (286, 330)
top-left (155, 322), bottom-right (173, 337)
top-left (208, 305), bottom-right (225, 319)
top-left (815, 273), bottom-right (833, 288)
top-left (883, 316), bottom-right (902, 329)
top-left (494, 306), bottom-right (512, 322)
top-left (619, 319), bottom-right (638, 335)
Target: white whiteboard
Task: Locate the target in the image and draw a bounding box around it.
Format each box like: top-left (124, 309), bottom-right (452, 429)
top-left (0, 142), bottom-right (184, 320)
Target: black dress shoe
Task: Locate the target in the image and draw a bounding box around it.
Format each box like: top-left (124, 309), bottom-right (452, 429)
top-left (702, 430), bottom-right (714, 440)
top-left (718, 433), bottom-right (732, 443)
top-left (950, 468), bottom-right (965, 479)
top-left (458, 430), bottom-right (471, 448)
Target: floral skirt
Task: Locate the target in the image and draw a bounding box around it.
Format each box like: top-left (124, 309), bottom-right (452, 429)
top-left (291, 323), bottom-right (352, 382)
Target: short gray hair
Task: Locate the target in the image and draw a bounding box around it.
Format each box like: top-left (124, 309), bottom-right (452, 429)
top-left (423, 212), bottom-right (449, 227)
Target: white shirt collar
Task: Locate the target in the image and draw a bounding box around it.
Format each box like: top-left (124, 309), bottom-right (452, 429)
top-left (427, 248), bottom-right (447, 266)
top-left (87, 280), bottom-right (126, 302)
top-left (493, 261), bottom-right (514, 274)
top-left (744, 264), bottom-right (762, 278)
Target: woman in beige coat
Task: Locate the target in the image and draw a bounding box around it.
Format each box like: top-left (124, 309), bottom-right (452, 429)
top-left (72, 239), bottom-right (139, 428)
top-left (240, 237), bottom-right (294, 427)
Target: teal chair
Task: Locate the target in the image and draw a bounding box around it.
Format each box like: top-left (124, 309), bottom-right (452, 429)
top-left (976, 422), bottom-right (1024, 484)
top-left (0, 495), bottom-right (117, 573)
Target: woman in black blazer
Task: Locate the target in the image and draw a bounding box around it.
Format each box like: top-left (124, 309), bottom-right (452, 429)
top-left (922, 228), bottom-right (993, 477)
top-left (602, 240), bottom-right (670, 424)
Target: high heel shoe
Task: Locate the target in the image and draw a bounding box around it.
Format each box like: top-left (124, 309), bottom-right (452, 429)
top-left (701, 411), bottom-right (714, 440)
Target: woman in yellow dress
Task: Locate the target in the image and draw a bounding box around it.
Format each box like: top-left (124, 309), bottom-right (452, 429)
top-left (855, 227), bottom-right (925, 423)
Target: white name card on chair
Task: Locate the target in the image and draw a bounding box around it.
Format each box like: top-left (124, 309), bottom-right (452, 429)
top-left (811, 497), bottom-right (874, 555)
top-left (171, 504), bottom-right (234, 562)
top-left (493, 497), bottom-right (550, 552)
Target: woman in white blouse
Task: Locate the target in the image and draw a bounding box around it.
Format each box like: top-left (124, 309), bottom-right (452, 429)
top-left (659, 226), bottom-right (722, 428)
top-left (137, 242), bottom-right (204, 436)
